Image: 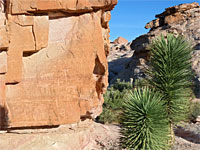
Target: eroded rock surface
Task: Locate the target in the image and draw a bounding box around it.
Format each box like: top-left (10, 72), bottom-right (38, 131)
top-left (0, 0), bottom-right (117, 128)
top-left (0, 119), bottom-right (121, 150)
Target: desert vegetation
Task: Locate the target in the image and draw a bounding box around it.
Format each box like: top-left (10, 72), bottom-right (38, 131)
top-left (120, 87), bottom-right (169, 150)
top-left (144, 34), bottom-right (193, 145)
top-left (97, 79), bottom-right (133, 124)
top-left (190, 102), bottom-right (200, 123)
top-left (100, 34), bottom-right (196, 149)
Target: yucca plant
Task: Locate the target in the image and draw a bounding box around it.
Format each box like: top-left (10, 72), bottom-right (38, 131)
top-left (120, 88), bottom-right (169, 150)
top-left (146, 34), bottom-right (193, 143)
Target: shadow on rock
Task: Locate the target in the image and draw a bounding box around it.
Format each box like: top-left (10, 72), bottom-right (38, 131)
top-left (0, 106), bottom-right (9, 130)
top-left (108, 57), bottom-right (132, 83)
top-left (193, 77), bottom-right (200, 98)
top-left (175, 126), bottom-right (200, 144)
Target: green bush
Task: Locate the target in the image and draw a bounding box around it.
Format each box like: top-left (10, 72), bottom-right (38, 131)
top-left (120, 88), bottom-right (169, 150)
top-left (97, 79), bottom-right (133, 124)
top-left (134, 78), bottom-right (148, 88)
top-left (189, 102), bottom-right (200, 122)
top-left (112, 79), bottom-right (133, 92)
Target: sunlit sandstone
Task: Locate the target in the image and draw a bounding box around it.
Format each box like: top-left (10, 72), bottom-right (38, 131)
top-left (0, 0), bottom-right (117, 128)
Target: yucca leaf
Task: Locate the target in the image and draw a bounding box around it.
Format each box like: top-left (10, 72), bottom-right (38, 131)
top-left (146, 34), bottom-right (193, 124)
top-left (120, 88), bottom-right (169, 150)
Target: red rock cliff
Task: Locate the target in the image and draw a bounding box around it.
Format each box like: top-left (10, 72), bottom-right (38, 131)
top-left (0, 0), bottom-right (117, 128)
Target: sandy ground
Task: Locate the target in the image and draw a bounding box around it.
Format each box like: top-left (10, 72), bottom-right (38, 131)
top-left (0, 122), bottom-right (199, 150)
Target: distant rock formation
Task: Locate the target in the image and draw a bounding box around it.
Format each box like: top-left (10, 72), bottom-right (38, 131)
top-left (113, 37), bottom-right (128, 44)
top-left (109, 2), bottom-right (200, 85)
top-left (138, 2), bottom-right (200, 52)
top-left (0, 0), bottom-right (117, 128)
top-left (108, 42), bottom-right (133, 82)
top-left (145, 2), bottom-right (199, 30)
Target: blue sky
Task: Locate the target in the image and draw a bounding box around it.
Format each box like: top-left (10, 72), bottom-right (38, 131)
top-left (109, 0), bottom-right (199, 42)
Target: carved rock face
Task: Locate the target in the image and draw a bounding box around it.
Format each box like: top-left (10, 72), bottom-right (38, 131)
top-left (0, 0), bottom-right (117, 128)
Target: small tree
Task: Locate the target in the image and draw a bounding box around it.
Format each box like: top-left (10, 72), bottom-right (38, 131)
top-left (146, 34), bottom-right (193, 144)
top-left (120, 88), bottom-right (169, 150)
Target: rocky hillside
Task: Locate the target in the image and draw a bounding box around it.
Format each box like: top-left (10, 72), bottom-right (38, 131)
top-left (109, 2), bottom-right (200, 87)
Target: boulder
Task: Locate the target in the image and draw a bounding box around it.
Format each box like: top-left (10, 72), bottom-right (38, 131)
top-left (113, 37), bottom-right (128, 44)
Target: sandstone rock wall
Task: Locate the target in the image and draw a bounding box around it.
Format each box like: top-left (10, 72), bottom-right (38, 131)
top-left (0, 0), bottom-right (117, 128)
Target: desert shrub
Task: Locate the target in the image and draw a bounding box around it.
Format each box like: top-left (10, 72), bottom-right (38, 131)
top-left (112, 79), bottom-right (133, 92)
top-left (120, 88), bottom-right (169, 150)
top-left (134, 78), bottom-right (148, 88)
top-left (189, 102), bottom-right (200, 122)
top-left (97, 80), bottom-right (133, 124)
top-left (120, 34), bottom-right (193, 149)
